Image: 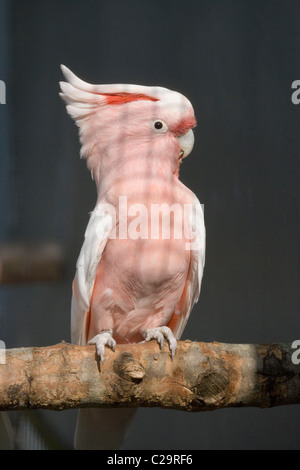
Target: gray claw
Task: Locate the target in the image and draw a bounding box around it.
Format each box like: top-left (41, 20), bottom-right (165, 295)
top-left (143, 326), bottom-right (177, 359)
top-left (88, 331), bottom-right (116, 362)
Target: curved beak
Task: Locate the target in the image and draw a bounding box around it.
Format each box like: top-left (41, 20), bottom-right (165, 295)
top-left (178, 129), bottom-right (194, 160)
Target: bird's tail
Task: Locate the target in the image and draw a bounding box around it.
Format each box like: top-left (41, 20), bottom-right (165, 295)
top-left (74, 408), bottom-right (136, 450)
top-left (0, 412), bottom-right (13, 449)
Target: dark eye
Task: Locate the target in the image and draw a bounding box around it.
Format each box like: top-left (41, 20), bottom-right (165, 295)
top-left (151, 120), bottom-right (168, 133)
top-left (154, 121), bottom-right (163, 130)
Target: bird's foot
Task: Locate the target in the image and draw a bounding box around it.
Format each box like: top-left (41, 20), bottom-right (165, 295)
top-left (88, 330), bottom-right (116, 362)
top-left (143, 326), bottom-right (177, 359)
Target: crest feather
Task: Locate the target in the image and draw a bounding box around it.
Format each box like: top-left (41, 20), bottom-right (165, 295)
top-left (59, 65), bottom-right (161, 121)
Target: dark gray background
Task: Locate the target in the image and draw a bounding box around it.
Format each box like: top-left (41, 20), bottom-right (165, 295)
top-left (0, 0), bottom-right (300, 449)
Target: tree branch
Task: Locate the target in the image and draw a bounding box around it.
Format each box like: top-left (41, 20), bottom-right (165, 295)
top-left (0, 341), bottom-right (299, 412)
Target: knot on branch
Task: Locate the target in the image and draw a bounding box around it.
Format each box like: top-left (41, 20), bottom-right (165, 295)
top-left (193, 365), bottom-right (230, 406)
top-left (113, 352), bottom-right (145, 384)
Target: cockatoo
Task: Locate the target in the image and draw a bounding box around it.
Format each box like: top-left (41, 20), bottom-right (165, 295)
top-left (59, 65), bottom-right (205, 450)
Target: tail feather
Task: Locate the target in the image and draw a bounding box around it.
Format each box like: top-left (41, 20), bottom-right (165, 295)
top-left (0, 412), bottom-right (13, 450)
top-left (74, 408), bottom-right (137, 450)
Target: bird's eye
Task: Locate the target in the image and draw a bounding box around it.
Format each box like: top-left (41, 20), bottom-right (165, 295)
top-left (152, 120), bottom-right (168, 133)
top-left (154, 121), bottom-right (163, 130)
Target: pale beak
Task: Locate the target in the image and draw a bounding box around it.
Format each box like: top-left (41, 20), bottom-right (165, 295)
top-left (178, 129), bottom-right (194, 160)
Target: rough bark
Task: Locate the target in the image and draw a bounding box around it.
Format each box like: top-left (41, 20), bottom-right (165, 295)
top-left (0, 341), bottom-right (299, 412)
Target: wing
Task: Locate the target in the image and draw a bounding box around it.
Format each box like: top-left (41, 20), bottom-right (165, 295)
top-left (170, 196), bottom-right (205, 339)
top-left (71, 204), bottom-right (114, 345)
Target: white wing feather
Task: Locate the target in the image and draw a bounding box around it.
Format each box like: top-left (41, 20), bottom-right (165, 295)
top-left (173, 196), bottom-right (205, 339)
top-left (71, 205), bottom-right (113, 345)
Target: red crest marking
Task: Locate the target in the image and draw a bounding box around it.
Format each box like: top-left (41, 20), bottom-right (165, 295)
top-left (101, 92), bottom-right (159, 105)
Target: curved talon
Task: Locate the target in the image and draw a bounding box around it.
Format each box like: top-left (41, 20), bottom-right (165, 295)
top-left (143, 326), bottom-right (177, 359)
top-left (88, 331), bottom-right (116, 362)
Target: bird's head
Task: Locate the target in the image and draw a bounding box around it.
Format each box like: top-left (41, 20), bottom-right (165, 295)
top-left (59, 65), bottom-right (196, 183)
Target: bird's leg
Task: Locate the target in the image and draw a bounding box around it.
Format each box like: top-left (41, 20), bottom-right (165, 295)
top-left (143, 326), bottom-right (177, 359)
top-left (88, 329), bottom-right (116, 362)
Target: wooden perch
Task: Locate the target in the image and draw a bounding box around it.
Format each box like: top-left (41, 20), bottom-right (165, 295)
top-left (0, 242), bottom-right (64, 283)
top-left (0, 341), bottom-right (299, 412)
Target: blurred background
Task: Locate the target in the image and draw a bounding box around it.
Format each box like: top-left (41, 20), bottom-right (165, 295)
top-left (0, 0), bottom-right (300, 449)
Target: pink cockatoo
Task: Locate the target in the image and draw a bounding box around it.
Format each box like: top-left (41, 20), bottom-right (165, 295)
top-left (60, 65), bottom-right (205, 450)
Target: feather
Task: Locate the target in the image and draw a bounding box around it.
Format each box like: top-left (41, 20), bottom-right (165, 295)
top-left (71, 205), bottom-right (114, 345)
